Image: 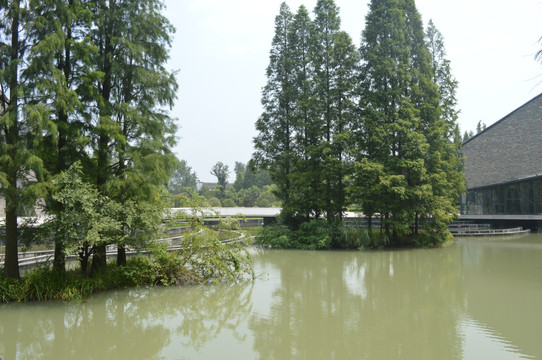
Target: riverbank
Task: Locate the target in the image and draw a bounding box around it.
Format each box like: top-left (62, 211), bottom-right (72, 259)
top-left (1, 235), bottom-right (254, 304)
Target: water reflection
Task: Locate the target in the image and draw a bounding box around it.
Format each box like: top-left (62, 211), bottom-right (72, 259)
top-left (0, 293), bottom-right (169, 359)
top-left (456, 235), bottom-right (542, 359)
top-left (249, 249), bottom-right (465, 359)
top-left (459, 314), bottom-right (535, 360)
top-left (1, 236), bottom-right (542, 359)
top-left (0, 282), bottom-right (253, 359)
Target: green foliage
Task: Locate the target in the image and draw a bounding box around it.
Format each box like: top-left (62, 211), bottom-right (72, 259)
top-left (168, 159), bottom-right (199, 195)
top-left (233, 161), bottom-right (272, 191)
top-left (43, 163), bottom-right (168, 274)
top-left (0, 211), bottom-right (254, 303)
top-left (236, 186), bottom-right (261, 207)
top-left (253, 0), bottom-right (358, 238)
top-left (0, 265), bottom-right (129, 303)
top-left (45, 163), bottom-right (121, 275)
top-left (257, 219), bottom-right (332, 250)
top-left (343, 228), bottom-right (390, 250)
top-left (1, 0), bottom-right (57, 279)
top-left (347, 0), bottom-right (463, 246)
top-left (251, 0), bottom-right (463, 249)
top-left (166, 209), bottom-right (255, 284)
top-left (206, 197), bottom-right (222, 207)
top-left (1, 0), bottom-right (179, 277)
top-left (222, 198), bottom-right (236, 207)
top-left (50, 164), bottom-right (116, 252)
top-left (210, 162), bottom-right (230, 193)
top-left (196, 162), bottom-right (279, 208)
top-left (256, 222), bottom-right (392, 251)
top-left (295, 220), bottom-right (332, 249)
top-left (256, 185), bottom-right (280, 207)
top-left (172, 193), bottom-right (191, 207)
top-left (255, 224), bottom-right (293, 249)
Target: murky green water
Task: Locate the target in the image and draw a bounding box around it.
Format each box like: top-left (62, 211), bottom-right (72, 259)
top-left (1, 234), bottom-right (542, 359)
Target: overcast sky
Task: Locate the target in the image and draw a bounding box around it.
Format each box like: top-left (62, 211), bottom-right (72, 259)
top-left (165, 0), bottom-right (542, 182)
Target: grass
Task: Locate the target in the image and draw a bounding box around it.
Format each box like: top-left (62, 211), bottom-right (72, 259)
top-left (0, 265), bottom-right (128, 303)
top-left (0, 257), bottom-right (198, 303)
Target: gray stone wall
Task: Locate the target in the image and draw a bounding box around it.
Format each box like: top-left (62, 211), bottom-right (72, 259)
top-left (462, 93), bottom-right (542, 189)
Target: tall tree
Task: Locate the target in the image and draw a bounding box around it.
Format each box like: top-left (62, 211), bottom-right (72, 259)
top-left (288, 5), bottom-right (318, 224)
top-left (252, 2), bottom-right (297, 224)
top-left (356, 0), bottom-right (411, 238)
top-left (309, 0), bottom-right (359, 244)
top-left (310, 0), bottom-right (342, 229)
top-left (0, 0), bottom-right (53, 278)
top-left (233, 161), bottom-right (272, 191)
top-left (29, 0), bottom-right (96, 273)
top-left (426, 20), bottom-right (457, 128)
top-left (354, 0), bottom-right (462, 244)
top-left (355, 0), bottom-right (438, 242)
top-left (106, 0), bottom-right (177, 266)
top-left (232, 161), bottom-right (246, 191)
top-left (89, 0), bottom-right (177, 272)
top-left (254, 1), bottom-right (358, 240)
top-left (210, 161), bottom-right (229, 198)
top-left (425, 19), bottom-right (465, 237)
top-left (168, 160), bottom-right (198, 194)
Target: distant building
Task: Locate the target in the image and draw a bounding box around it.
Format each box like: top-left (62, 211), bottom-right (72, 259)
top-left (461, 93), bottom-right (542, 225)
top-left (0, 172), bottom-right (45, 221)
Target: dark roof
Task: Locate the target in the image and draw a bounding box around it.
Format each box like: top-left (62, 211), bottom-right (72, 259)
top-left (463, 92), bottom-right (542, 146)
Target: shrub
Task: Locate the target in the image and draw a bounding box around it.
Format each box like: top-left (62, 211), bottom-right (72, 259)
top-left (256, 224), bottom-right (293, 248)
top-left (0, 219), bottom-right (254, 303)
top-left (173, 193), bottom-right (191, 207)
top-left (206, 197), bottom-right (222, 207)
top-left (344, 228), bottom-right (389, 250)
top-left (294, 219), bottom-right (331, 250)
top-left (222, 198), bottom-right (236, 207)
top-left (256, 219), bottom-right (331, 250)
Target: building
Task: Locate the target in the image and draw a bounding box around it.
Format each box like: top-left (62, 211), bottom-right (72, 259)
top-left (461, 92), bottom-right (542, 230)
top-left (0, 172), bottom-right (45, 221)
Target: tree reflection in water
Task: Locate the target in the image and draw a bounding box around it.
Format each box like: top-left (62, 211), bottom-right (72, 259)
top-left (0, 281), bottom-right (253, 359)
top-left (249, 248), bottom-right (464, 360)
top-left (2, 239), bottom-right (542, 359)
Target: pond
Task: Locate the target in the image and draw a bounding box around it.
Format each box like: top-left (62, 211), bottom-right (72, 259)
top-left (1, 234), bottom-right (542, 359)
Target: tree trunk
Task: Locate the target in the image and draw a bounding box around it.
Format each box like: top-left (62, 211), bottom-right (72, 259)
top-left (90, 243), bottom-right (107, 276)
top-left (116, 245), bottom-right (127, 266)
top-left (4, 191), bottom-right (20, 279)
top-left (79, 244), bottom-right (91, 275)
top-left (52, 240), bottom-right (66, 274)
top-left (52, 125), bottom-right (67, 273)
top-left (384, 214), bottom-right (390, 240)
top-left (414, 212), bottom-right (419, 236)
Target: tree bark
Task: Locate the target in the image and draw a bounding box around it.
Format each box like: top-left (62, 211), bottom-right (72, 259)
top-left (90, 243), bottom-right (107, 276)
top-left (4, 191), bottom-right (20, 279)
top-left (117, 245), bottom-right (127, 266)
top-left (52, 240), bottom-right (66, 274)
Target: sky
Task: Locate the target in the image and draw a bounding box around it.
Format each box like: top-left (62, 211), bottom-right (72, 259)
top-left (165, 0), bottom-right (542, 182)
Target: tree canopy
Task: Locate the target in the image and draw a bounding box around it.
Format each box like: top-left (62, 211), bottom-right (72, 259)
top-left (1, 0), bottom-right (178, 278)
top-left (253, 0), bottom-right (465, 248)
